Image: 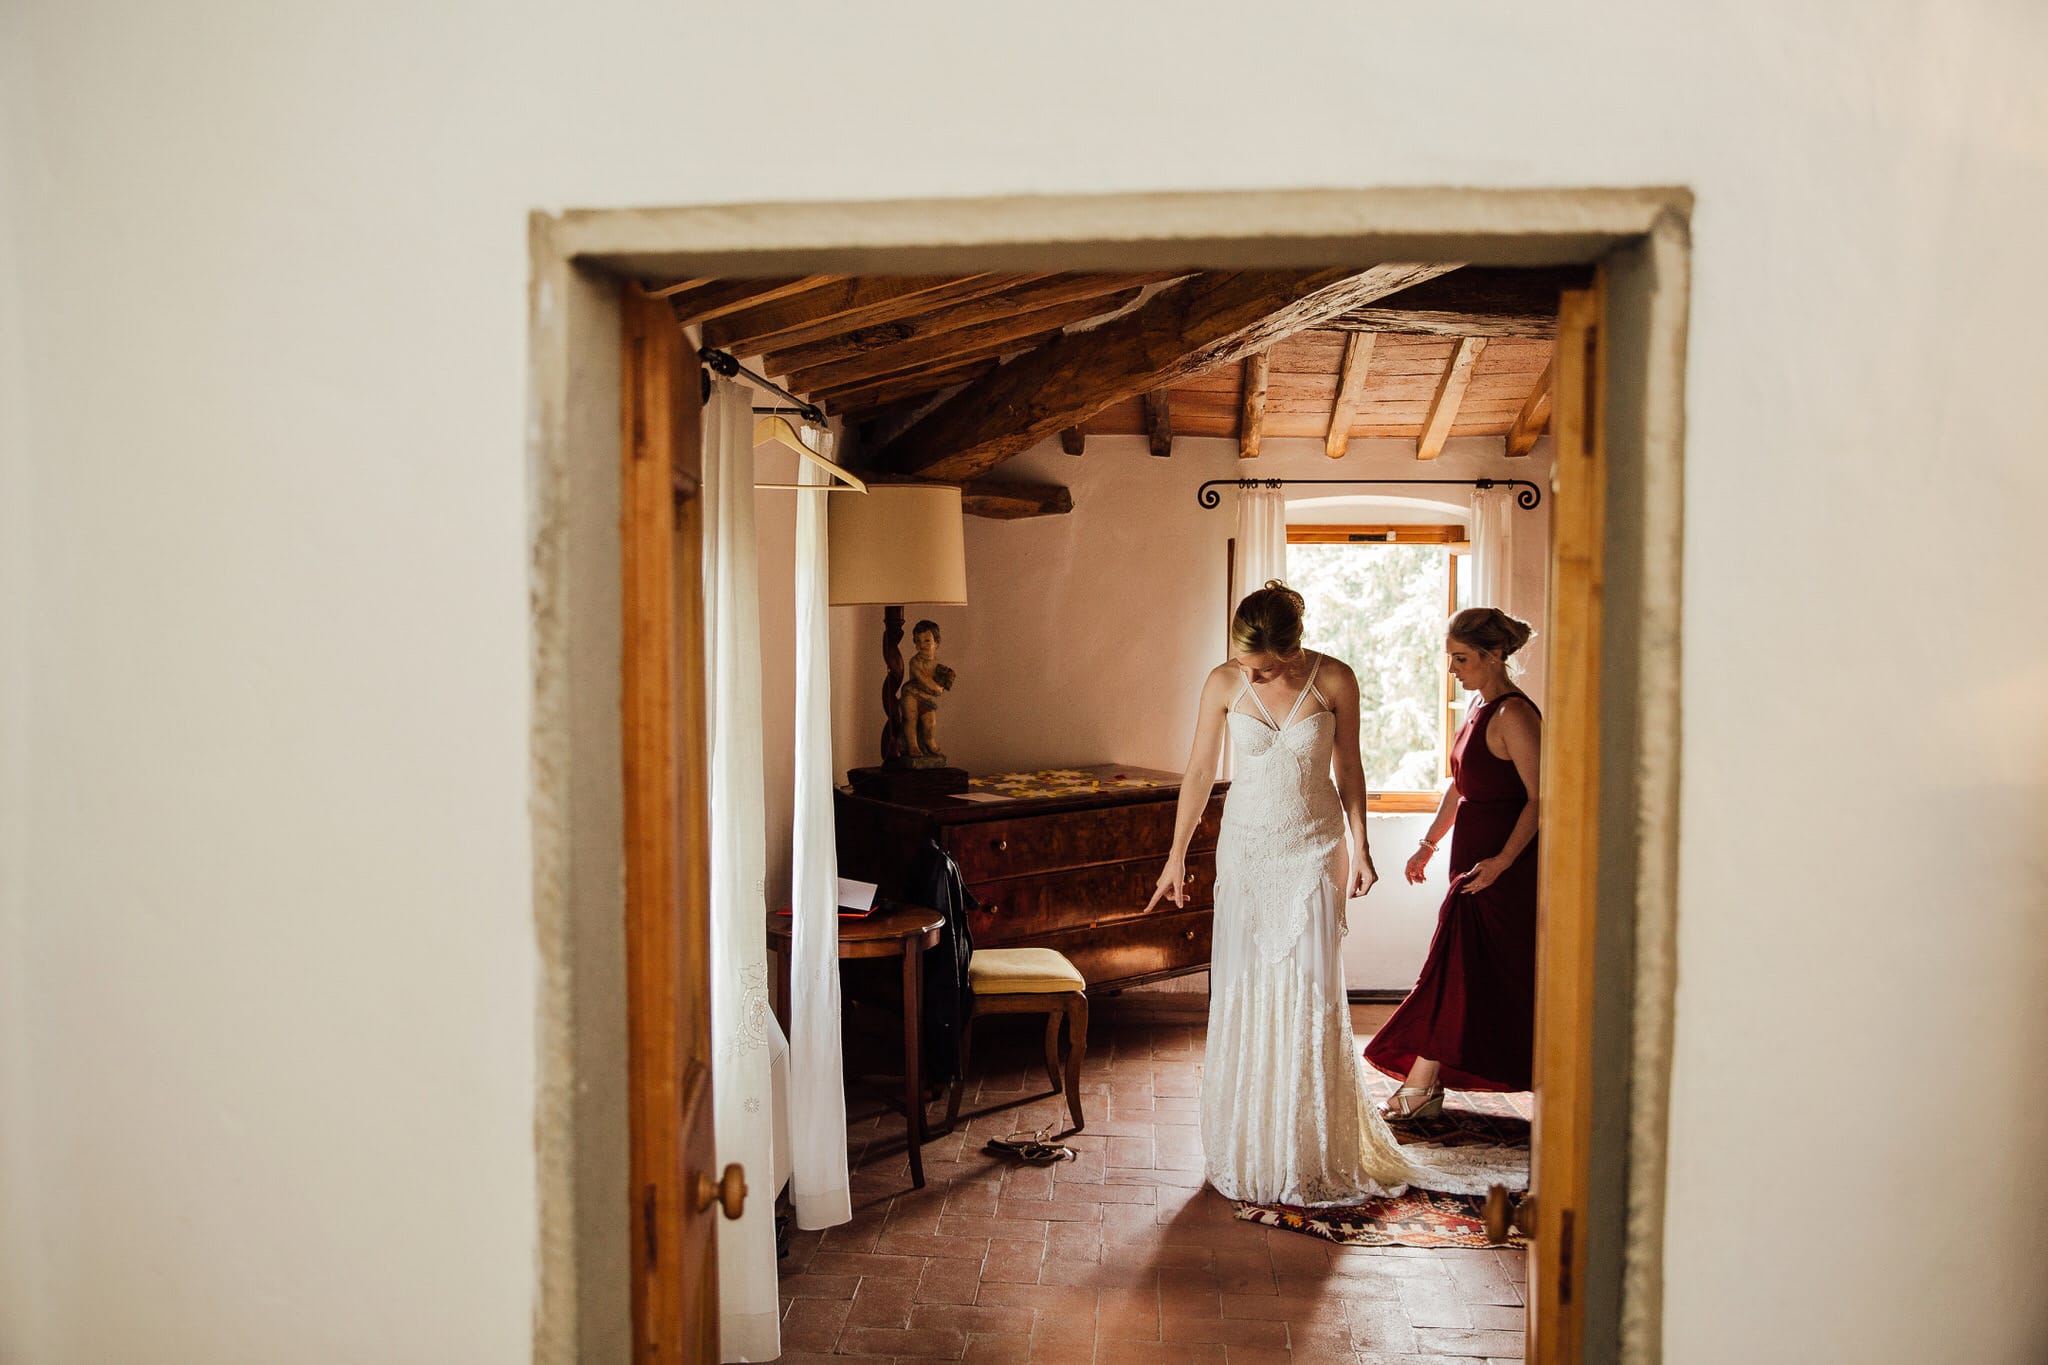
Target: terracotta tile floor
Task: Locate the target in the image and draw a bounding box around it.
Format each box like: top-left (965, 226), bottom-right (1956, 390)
top-left (773, 997), bottom-right (1527, 1364)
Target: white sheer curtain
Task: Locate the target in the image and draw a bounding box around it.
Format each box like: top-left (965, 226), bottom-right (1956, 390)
top-left (1228, 465), bottom-right (1289, 780)
top-left (702, 380), bottom-right (783, 1362)
top-left (787, 431), bottom-right (851, 1231)
top-left (1469, 483), bottom-right (1515, 614)
top-left (1231, 461), bottom-right (1289, 622)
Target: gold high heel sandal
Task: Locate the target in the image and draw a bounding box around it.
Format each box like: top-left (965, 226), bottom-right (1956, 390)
top-left (1381, 1083), bottom-right (1445, 1122)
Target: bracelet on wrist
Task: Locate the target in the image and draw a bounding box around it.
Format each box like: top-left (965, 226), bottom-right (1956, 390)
top-left (1418, 837), bottom-right (1438, 851)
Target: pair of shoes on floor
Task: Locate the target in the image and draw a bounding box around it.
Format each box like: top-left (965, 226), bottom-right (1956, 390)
top-left (1380, 1083), bottom-right (1445, 1123)
top-left (983, 1125), bottom-right (1075, 1165)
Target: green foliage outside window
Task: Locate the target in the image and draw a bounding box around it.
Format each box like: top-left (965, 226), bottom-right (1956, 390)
top-left (1290, 542), bottom-right (1457, 793)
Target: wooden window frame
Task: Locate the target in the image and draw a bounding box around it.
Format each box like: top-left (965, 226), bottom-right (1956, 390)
top-left (1286, 524), bottom-right (1471, 812)
top-left (1287, 522), bottom-right (1469, 546)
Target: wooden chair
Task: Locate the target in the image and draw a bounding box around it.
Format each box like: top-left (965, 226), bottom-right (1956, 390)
top-left (943, 947), bottom-right (1089, 1136)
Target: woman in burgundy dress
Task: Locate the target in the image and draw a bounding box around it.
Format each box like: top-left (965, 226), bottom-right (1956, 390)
top-left (1364, 607), bottom-right (1542, 1118)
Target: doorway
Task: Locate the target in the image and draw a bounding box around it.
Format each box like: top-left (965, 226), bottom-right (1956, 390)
top-left (528, 190), bottom-right (1689, 1365)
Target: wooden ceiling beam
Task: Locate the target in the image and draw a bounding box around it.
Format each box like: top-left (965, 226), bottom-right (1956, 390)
top-left (960, 479), bottom-right (1075, 520)
top-left (1417, 336), bottom-right (1487, 461)
top-left (647, 276), bottom-right (714, 298)
top-left (1327, 268), bottom-right (1581, 329)
top-left (701, 274), bottom-right (1026, 357)
top-left (1505, 358), bottom-right (1554, 457)
top-left (1326, 266), bottom-right (1584, 339)
top-left (1330, 309), bottom-right (1556, 339)
top-left (1143, 390), bottom-right (1174, 458)
top-left (817, 333), bottom-right (1057, 411)
top-left (870, 264), bottom-right (1458, 481)
top-left (762, 272), bottom-right (1181, 377)
top-left (788, 289), bottom-right (1142, 398)
top-left (663, 275), bottom-right (842, 325)
top-left (1324, 333), bottom-right (1378, 460)
top-left (843, 400), bottom-right (931, 438)
top-left (855, 472), bottom-right (1074, 520)
top-left (1238, 352), bottom-right (1269, 459)
top-left (814, 357), bottom-right (1002, 418)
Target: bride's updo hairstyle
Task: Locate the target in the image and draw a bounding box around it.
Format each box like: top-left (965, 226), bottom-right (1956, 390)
top-left (1448, 606), bottom-right (1536, 673)
top-left (1232, 580), bottom-right (1306, 658)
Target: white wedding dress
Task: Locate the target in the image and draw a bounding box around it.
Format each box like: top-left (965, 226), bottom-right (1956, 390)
top-left (1201, 654), bottom-right (1519, 1205)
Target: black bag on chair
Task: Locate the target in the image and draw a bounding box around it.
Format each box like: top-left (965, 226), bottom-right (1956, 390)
top-left (906, 838), bottom-right (976, 1083)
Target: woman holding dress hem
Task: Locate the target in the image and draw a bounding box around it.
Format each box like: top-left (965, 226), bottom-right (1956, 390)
top-left (1365, 606), bottom-right (1543, 1115)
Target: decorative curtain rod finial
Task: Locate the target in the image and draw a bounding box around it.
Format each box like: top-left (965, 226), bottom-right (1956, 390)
top-left (698, 346), bottom-right (826, 426)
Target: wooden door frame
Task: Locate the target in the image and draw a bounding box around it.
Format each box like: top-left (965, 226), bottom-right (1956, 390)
top-left (525, 190), bottom-right (1690, 1365)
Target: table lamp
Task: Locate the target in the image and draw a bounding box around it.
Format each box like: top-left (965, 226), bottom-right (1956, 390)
top-left (830, 484), bottom-right (969, 798)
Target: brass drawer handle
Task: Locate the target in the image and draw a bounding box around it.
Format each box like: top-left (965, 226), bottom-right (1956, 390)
top-left (1184, 872), bottom-right (1195, 884)
top-left (994, 837), bottom-right (1009, 851)
top-left (1184, 929), bottom-right (1196, 941)
top-left (984, 903), bottom-right (999, 917)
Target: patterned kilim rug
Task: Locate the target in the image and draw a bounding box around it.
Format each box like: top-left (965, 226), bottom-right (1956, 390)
top-left (1233, 1076), bottom-right (1534, 1248)
top-left (1236, 1186), bottom-right (1530, 1249)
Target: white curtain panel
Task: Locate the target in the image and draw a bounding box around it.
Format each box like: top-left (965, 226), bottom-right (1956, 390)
top-left (1469, 483), bottom-right (1516, 615)
top-left (701, 380), bottom-right (784, 1362)
top-left (1229, 465), bottom-right (1289, 780)
top-left (1231, 461), bottom-right (1290, 626)
top-left (788, 432), bottom-right (851, 1231)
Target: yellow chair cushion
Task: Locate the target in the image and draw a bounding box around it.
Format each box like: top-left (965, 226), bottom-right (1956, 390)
top-left (968, 947), bottom-right (1086, 995)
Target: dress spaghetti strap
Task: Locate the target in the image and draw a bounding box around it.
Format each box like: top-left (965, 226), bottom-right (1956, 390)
top-left (1237, 673), bottom-right (1281, 730)
top-left (1232, 652), bottom-right (1331, 732)
top-left (1280, 652), bottom-right (1326, 728)
top-left (1229, 671), bottom-right (1264, 723)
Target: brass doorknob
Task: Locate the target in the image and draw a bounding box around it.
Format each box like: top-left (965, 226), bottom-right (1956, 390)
top-left (1481, 1185), bottom-right (1511, 1244)
top-left (696, 1164), bottom-right (747, 1220)
top-left (1481, 1184), bottom-right (1535, 1244)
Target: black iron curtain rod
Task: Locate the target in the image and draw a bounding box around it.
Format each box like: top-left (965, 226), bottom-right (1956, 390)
top-left (1195, 476), bottom-right (1542, 511)
top-left (698, 346), bottom-right (826, 426)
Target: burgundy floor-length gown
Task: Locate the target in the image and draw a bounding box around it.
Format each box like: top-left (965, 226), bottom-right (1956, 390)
top-left (1365, 690), bottom-right (1539, 1093)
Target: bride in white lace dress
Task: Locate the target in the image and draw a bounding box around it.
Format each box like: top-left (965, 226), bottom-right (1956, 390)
top-left (1146, 581), bottom-right (1416, 1205)
top-left (1148, 581), bottom-right (1519, 1206)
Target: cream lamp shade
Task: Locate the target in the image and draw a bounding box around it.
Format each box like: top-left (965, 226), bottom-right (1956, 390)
top-left (828, 484), bottom-right (968, 606)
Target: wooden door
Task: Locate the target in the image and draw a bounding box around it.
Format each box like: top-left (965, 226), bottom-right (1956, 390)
top-left (1527, 280), bottom-right (1607, 1363)
top-left (620, 282), bottom-right (723, 1360)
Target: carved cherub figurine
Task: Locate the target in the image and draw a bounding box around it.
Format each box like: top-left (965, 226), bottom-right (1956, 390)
top-left (897, 619), bottom-right (957, 758)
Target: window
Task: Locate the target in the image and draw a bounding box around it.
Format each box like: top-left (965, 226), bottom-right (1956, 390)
top-left (1286, 525), bottom-right (1470, 811)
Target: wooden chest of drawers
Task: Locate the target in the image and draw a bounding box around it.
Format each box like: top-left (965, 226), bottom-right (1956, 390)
top-left (834, 764), bottom-right (1227, 993)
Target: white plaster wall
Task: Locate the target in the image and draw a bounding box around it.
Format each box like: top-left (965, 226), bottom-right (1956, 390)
top-left (5, 4), bottom-right (2047, 1364)
top-left (843, 434), bottom-right (1237, 780)
top-left (1349, 812), bottom-right (1455, 994)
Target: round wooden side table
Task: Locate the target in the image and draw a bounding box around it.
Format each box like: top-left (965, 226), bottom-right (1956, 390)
top-left (766, 903), bottom-right (946, 1188)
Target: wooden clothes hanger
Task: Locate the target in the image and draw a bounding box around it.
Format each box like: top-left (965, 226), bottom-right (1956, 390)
top-left (752, 415), bottom-right (867, 493)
